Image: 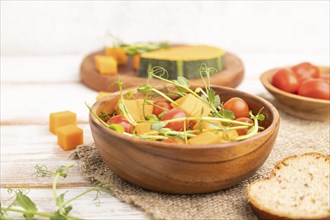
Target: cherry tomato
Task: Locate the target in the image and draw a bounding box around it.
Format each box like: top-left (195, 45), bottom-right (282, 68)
top-left (162, 138), bottom-right (185, 144)
top-left (106, 115), bottom-right (133, 133)
top-left (233, 117), bottom-right (253, 136)
top-left (272, 68), bottom-right (300, 93)
top-left (297, 79), bottom-right (330, 100)
top-left (292, 62), bottom-right (320, 83)
top-left (161, 108), bottom-right (187, 131)
top-left (223, 97), bottom-right (250, 118)
top-left (153, 101), bottom-right (172, 116)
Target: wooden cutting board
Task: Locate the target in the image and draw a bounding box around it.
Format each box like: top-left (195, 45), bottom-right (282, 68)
top-left (80, 50), bottom-right (244, 92)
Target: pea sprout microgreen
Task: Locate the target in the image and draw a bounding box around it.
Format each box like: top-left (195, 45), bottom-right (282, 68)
top-left (116, 81), bottom-right (137, 126)
top-left (236, 108), bottom-right (265, 141)
top-left (0, 165), bottom-right (108, 220)
top-left (137, 84), bottom-right (178, 106)
top-left (108, 34), bottom-right (169, 56)
top-left (114, 41), bottom-right (170, 56)
top-left (86, 102), bottom-right (125, 133)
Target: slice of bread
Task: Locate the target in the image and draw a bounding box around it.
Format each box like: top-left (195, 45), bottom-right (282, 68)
top-left (247, 152), bottom-right (330, 220)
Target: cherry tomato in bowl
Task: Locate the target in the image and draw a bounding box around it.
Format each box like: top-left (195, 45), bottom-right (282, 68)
top-left (153, 101), bottom-right (172, 116)
top-left (272, 68), bottom-right (300, 93)
top-left (292, 62), bottom-right (320, 83)
top-left (260, 64), bottom-right (330, 121)
top-left (161, 108), bottom-right (187, 131)
top-left (106, 115), bottom-right (133, 133)
top-left (223, 97), bottom-right (250, 118)
top-left (298, 79), bottom-right (330, 100)
top-left (233, 117), bottom-right (253, 136)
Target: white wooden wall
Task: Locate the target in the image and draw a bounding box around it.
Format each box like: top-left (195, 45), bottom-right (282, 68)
top-left (1, 1), bottom-right (329, 56)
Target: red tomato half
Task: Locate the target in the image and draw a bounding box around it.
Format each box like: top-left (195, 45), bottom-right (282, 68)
top-left (233, 117), bottom-right (253, 136)
top-left (223, 97), bottom-right (250, 118)
top-left (106, 115), bottom-right (133, 133)
top-left (272, 68), bottom-right (300, 93)
top-left (297, 79), bottom-right (330, 100)
top-left (161, 108), bottom-right (187, 131)
top-left (153, 101), bottom-right (172, 116)
top-left (292, 62), bottom-right (320, 83)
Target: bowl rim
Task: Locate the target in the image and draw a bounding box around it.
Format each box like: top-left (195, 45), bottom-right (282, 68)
top-left (90, 85), bottom-right (280, 151)
top-left (260, 66), bottom-right (330, 104)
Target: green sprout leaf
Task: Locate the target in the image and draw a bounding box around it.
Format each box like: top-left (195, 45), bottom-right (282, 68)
top-left (222, 110), bottom-right (235, 120)
top-left (16, 191), bottom-right (37, 213)
top-left (56, 193), bottom-right (66, 207)
top-left (108, 124), bottom-right (125, 133)
top-left (151, 121), bottom-right (167, 131)
top-left (174, 76), bottom-right (190, 93)
top-left (63, 205), bottom-right (73, 215)
top-left (137, 85), bottom-right (153, 94)
top-left (213, 95), bottom-right (221, 109)
top-left (55, 165), bottom-right (72, 178)
top-left (256, 113), bottom-right (265, 121)
top-left (124, 90), bottom-right (134, 99)
top-left (50, 212), bottom-right (66, 220)
top-left (145, 114), bottom-right (159, 121)
top-left (177, 76), bottom-right (189, 87)
top-left (207, 88), bottom-right (215, 102)
top-left (116, 41), bottom-right (169, 56)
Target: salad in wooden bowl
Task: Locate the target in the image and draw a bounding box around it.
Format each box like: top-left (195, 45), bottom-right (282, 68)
top-left (88, 65), bottom-right (280, 194)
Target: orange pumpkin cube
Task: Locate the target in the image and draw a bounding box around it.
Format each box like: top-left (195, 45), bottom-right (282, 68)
top-left (94, 55), bottom-right (118, 75)
top-left (133, 54), bottom-right (140, 71)
top-left (57, 125), bottom-right (83, 151)
top-left (49, 111), bottom-right (76, 134)
top-left (105, 47), bottom-right (128, 65)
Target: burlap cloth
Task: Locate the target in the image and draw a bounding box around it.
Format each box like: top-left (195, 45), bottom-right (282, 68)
top-left (71, 95), bottom-right (330, 220)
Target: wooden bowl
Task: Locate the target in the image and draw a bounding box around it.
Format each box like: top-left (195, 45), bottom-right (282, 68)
top-left (260, 66), bottom-right (330, 122)
top-left (80, 50), bottom-right (244, 92)
top-left (89, 86), bottom-right (280, 194)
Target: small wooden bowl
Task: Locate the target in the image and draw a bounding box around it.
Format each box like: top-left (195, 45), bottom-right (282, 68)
top-left (260, 66), bottom-right (330, 122)
top-left (89, 86), bottom-right (280, 194)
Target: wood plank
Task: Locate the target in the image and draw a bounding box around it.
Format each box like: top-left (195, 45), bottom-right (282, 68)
top-left (1, 83), bottom-right (99, 124)
top-left (0, 161), bottom-right (90, 188)
top-left (0, 187), bottom-right (147, 219)
top-left (1, 124), bottom-right (94, 147)
top-left (0, 124), bottom-right (95, 187)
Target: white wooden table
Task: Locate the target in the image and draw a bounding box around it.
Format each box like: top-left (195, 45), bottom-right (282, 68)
top-left (1, 51), bottom-right (328, 219)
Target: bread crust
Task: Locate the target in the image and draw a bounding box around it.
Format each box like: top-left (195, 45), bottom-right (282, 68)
top-left (247, 152), bottom-right (330, 220)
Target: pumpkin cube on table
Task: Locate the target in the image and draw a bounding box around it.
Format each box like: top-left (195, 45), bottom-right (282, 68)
top-left (57, 125), bottom-right (84, 151)
top-left (49, 111), bottom-right (77, 134)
